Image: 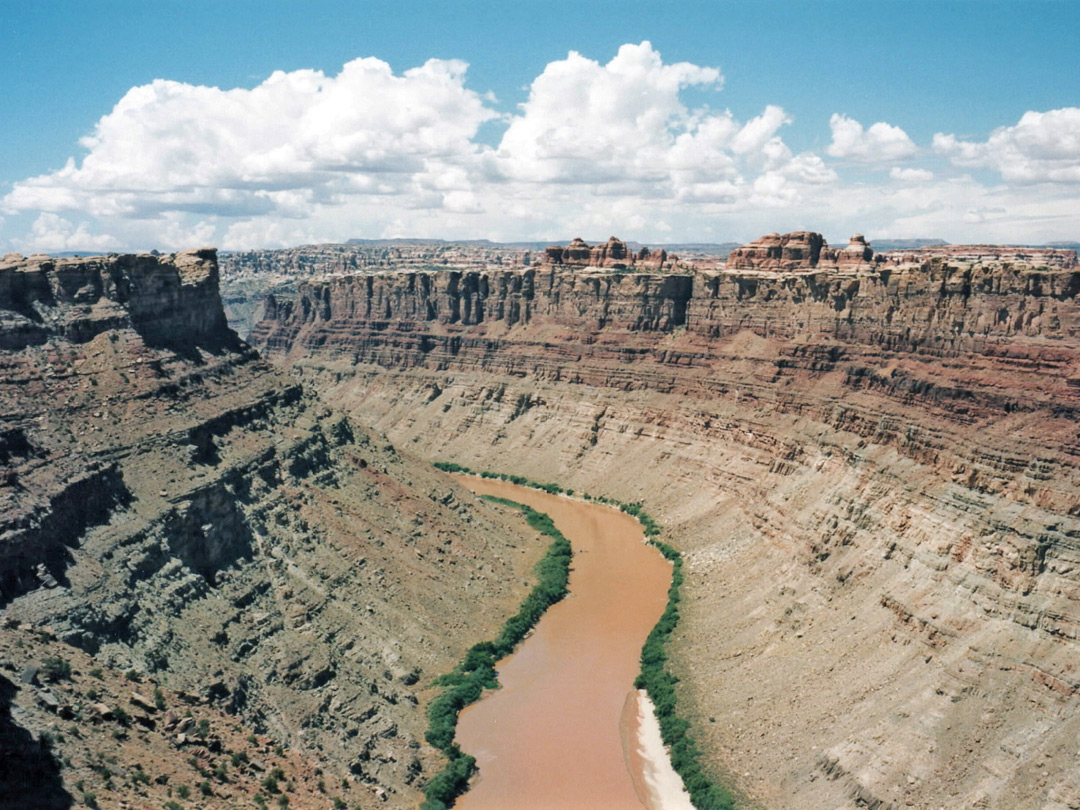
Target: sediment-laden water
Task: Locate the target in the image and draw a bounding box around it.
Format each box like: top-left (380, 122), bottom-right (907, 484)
top-left (454, 478), bottom-right (690, 810)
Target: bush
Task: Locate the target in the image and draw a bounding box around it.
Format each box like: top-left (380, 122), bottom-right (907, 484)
top-left (422, 497), bottom-right (572, 810)
top-left (435, 464), bottom-right (737, 810)
top-left (41, 656), bottom-right (72, 682)
top-left (433, 461), bottom-right (471, 474)
top-left (175, 785), bottom-right (190, 799)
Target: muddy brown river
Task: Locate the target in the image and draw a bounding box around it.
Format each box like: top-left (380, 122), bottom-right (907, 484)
top-left (453, 478), bottom-right (677, 810)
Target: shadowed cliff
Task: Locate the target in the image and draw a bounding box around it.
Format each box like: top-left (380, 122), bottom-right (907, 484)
top-left (0, 249), bottom-right (544, 809)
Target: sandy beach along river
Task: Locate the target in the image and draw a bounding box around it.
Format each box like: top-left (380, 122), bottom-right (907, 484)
top-left (453, 477), bottom-right (694, 810)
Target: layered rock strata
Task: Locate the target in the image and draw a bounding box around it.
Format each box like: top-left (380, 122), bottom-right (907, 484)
top-left (726, 231), bottom-right (877, 271)
top-left (0, 250), bottom-right (543, 808)
top-left (882, 244), bottom-right (1078, 268)
top-left (251, 247), bottom-right (1080, 810)
top-left (542, 236), bottom-right (674, 271)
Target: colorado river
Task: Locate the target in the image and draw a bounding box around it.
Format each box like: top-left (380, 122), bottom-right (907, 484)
top-left (453, 477), bottom-right (692, 810)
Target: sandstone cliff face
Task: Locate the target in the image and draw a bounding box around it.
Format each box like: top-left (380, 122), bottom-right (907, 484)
top-left (252, 255), bottom-right (1080, 810)
top-left (259, 266), bottom-right (693, 341)
top-left (726, 231), bottom-right (877, 271)
top-left (0, 251), bottom-right (543, 808)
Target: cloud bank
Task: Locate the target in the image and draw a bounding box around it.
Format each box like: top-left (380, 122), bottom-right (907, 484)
top-left (3, 43), bottom-right (1078, 251)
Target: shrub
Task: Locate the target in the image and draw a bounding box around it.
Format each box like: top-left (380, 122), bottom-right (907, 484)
top-left (422, 497), bottom-right (572, 810)
top-left (175, 785), bottom-right (190, 799)
top-left (435, 465), bottom-right (738, 810)
top-left (154, 687), bottom-right (166, 711)
top-left (41, 656), bottom-right (72, 682)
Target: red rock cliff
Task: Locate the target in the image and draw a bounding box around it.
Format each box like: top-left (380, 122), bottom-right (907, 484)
top-left (250, 247), bottom-right (1080, 810)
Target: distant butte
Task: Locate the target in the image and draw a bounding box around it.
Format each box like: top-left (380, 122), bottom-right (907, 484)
top-left (542, 236), bottom-right (673, 271)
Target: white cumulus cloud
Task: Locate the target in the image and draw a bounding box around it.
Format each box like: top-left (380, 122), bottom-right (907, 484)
top-left (827, 113), bottom-right (917, 163)
top-left (933, 107), bottom-right (1080, 183)
top-left (2, 46), bottom-right (1078, 251)
top-left (13, 213), bottom-right (120, 254)
top-left (3, 56), bottom-right (496, 222)
top-left (496, 41), bottom-right (724, 183)
top-left (890, 167), bottom-right (935, 183)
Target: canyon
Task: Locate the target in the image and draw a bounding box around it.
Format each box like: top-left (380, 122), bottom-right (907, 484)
top-left (247, 233), bottom-right (1080, 810)
top-left (0, 249), bottom-right (552, 808)
top-left (4, 231), bottom-right (1080, 810)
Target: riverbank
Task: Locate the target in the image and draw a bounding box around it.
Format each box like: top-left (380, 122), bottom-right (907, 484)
top-left (428, 465), bottom-right (735, 809)
top-left (452, 477), bottom-right (671, 809)
top-left (624, 689), bottom-right (696, 810)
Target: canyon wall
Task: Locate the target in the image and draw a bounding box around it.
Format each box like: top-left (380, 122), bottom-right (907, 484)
top-left (0, 250), bottom-right (545, 808)
top-left (252, 256), bottom-right (1080, 810)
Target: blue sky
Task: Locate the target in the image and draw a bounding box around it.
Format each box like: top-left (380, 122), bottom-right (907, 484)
top-left (1, 0), bottom-right (1078, 251)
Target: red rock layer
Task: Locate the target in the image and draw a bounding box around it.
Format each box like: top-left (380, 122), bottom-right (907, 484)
top-left (542, 236), bottom-right (672, 271)
top-left (0, 250), bottom-right (545, 808)
top-left (726, 232), bottom-right (878, 271)
top-left (251, 255), bottom-right (1080, 810)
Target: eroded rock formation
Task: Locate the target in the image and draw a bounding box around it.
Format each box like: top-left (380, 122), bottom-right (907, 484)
top-left (726, 231), bottom-right (877, 271)
top-left (0, 250), bottom-right (544, 808)
top-left (251, 243), bottom-right (1080, 810)
top-left (542, 236), bottom-right (673, 271)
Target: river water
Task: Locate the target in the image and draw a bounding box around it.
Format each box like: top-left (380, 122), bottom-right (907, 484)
top-left (453, 477), bottom-right (688, 810)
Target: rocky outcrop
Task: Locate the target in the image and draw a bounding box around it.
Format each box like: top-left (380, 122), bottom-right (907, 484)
top-left (0, 250), bottom-right (231, 351)
top-left (250, 247), bottom-right (1080, 810)
top-left (725, 231), bottom-right (877, 271)
top-left (542, 236), bottom-right (673, 271)
top-left (0, 250), bottom-right (544, 808)
top-left (881, 243), bottom-right (1078, 268)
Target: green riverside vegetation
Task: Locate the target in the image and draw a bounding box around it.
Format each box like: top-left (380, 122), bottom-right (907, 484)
top-left (432, 461), bottom-right (737, 810)
top-left (421, 494), bottom-right (572, 810)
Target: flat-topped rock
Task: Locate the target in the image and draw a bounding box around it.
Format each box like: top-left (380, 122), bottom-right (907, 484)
top-left (726, 231), bottom-right (876, 271)
top-left (882, 243), bottom-right (1078, 268)
top-left (542, 236), bottom-right (672, 271)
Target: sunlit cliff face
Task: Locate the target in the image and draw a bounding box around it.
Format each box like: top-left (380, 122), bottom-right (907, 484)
top-left (249, 238), bottom-right (1080, 810)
